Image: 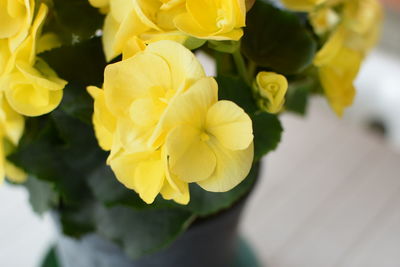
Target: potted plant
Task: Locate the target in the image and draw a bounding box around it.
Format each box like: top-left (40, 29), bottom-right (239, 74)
top-left (0, 0), bottom-right (382, 266)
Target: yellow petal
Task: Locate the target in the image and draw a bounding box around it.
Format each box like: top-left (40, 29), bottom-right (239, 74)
top-left (109, 150), bottom-right (165, 204)
top-left (115, 117), bottom-right (153, 153)
top-left (37, 33), bottom-right (62, 54)
top-left (150, 77), bottom-right (218, 147)
top-left (113, 10), bottom-right (149, 59)
top-left (314, 25), bottom-right (347, 67)
top-left (281, 0), bottom-right (326, 11)
top-left (166, 125), bottom-right (216, 183)
top-left (5, 161), bottom-right (27, 183)
top-left (122, 36), bottom-right (146, 60)
top-left (160, 178), bottom-right (190, 205)
top-left (198, 140), bottom-right (254, 192)
top-left (102, 13), bottom-right (121, 61)
top-left (145, 40), bottom-right (205, 92)
top-left (206, 100), bottom-right (253, 151)
top-left (104, 52), bottom-right (171, 116)
top-left (4, 60), bottom-right (66, 116)
top-left (134, 158), bottom-right (165, 204)
top-left (0, 95), bottom-right (24, 145)
top-left (87, 86), bottom-right (116, 151)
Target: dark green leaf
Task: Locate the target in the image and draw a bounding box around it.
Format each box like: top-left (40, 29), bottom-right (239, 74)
top-left (242, 0), bottom-right (317, 74)
top-left (56, 83), bottom-right (94, 124)
top-left (185, 163), bottom-right (260, 216)
top-left (285, 80), bottom-right (311, 115)
top-left (40, 247), bottom-right (60, 267)
top-left (24, 176), bottom-right (59, 215)
top-left (59, 201), bottom-right (96, 238)
top-left (39, 37), bottom-right (107, 86)
top-left (44, 0), bottom-right (104, 45)
top-left (95, 205), bottom-right (194, 259)
top-left (252, 112), bottom-right (283, 160)
top-left (217, 75), bottom-right (257, 114)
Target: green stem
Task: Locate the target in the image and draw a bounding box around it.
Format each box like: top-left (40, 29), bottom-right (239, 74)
top-left (233, 49), bottom-right (251, 86)
top-left (248, 60), bottom-right (257, 80)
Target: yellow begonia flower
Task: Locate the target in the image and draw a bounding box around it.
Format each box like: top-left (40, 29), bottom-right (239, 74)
top-left (90, 0), bottom-right (247, 61)
top-left (89, 40), bottom-right (254, 204)
top-left (0, 0), bottom-right (34, 51)
top-left (0, 93), bottom-right (26, 184)
top-left (152, 77), bottom-right (254, 192)
top-left (253, 71), bottom-right (288, 114)
top-left (281, 0), bottom-right (327, 11)
top-left (174, 0), bottom-right (246, 41)
top-left (311, 0), bottom-right (382, 116)
top-left (0, 4), bottom-right (67, 117)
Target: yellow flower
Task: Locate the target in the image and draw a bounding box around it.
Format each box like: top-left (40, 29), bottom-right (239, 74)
top-left (89, 40), bottom-right (254, 204)
top-left (0, 4), bottom-right (67, 117)
top-left (0, 93), bottom-right (26, 184)
top-left (174, 0), bottom-right (246, 41)
top-left (318, 46), bottom-right (362, 116)
top-left (152, 77), bottom-right (254, 192)
top-left (253, 71), bottom-right (288, 114)
top-left (312, 0), bottom-right (382, 116)
top-left (0, 0), bottom-right (35, 51)
top-left (91, 0), bottom-right (247, 61)
top-left (281, 0), bottom-right (327, 11)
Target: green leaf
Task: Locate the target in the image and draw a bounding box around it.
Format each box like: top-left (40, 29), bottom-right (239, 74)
top-left (95, 205), bottom-right (194, 259)
top-left (40, 247), bottom-right (60, 267)
top-left (44, 0), bottom-right (104, 45)
top-left (285, 78), bottom-right (312, 115)
top-left (208, 40), bottom-right (240, 54)
top-left (39, 37), bottom-right (107, 86)
top-left (217, 75), bottom-right (257, 114)
top-left (184, 163), bottom-right (260, 216)
top-left (184, 37), bottom-right (207, 50)
top-left (242, 0), bottom-right (317, 74)
top-left (59, 201), bottom-right (97, 238)
top-left (252, 112), bottom-right (283, 160)
top-left (24, 176), bottom-right (59, 215)
top-left (56, 83), bottom-right (94, 124)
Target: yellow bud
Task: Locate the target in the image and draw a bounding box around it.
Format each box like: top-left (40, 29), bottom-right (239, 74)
top-left (254, 72), bottom-right (288, 114)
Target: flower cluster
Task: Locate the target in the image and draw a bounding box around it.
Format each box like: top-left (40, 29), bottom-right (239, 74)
top-left (88, 41), bottom-right (253, 204)
top-left (89, 0), bottom-right (247, 61)
top-left (283, 0), bottom-right (382, 116)
top-left (0, 1), bottom-right (67, 183)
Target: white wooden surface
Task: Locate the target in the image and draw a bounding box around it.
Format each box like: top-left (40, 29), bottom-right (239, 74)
top-left (1, 98), bottom-right (400, 267)
top-left (242, 98), bottom-right (400, 267)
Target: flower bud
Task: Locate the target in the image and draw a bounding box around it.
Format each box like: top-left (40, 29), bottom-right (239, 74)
top-left (254, 71), bottom-right (288, 114)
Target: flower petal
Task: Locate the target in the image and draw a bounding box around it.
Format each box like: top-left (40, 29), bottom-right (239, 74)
top-left (206, 100), bottom-right (253, 151)
top-left (198, 139), bottom-right (254, 192)
top-left (109, 151), bottom-right (165, 204)
top-left (145, 40), bottom-right (205, 92)
top-left (150, 77), bottom-right (217, 147)
top-left (104, 52), bottom-right (171, 116)
top-left (166, 125), bottom-right (216, 183)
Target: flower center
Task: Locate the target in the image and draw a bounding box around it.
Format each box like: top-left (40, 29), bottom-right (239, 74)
top-left (200, 132), bottom-right (210, 142)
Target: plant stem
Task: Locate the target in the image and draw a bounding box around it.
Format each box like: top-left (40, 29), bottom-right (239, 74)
top-left (248, 60), bottom-right (257, 80)
top-left (233, 49), bottom-right (251, 86)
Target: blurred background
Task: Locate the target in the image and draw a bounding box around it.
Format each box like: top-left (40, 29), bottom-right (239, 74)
top-left (1, 1), bottom-right (400, 266)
